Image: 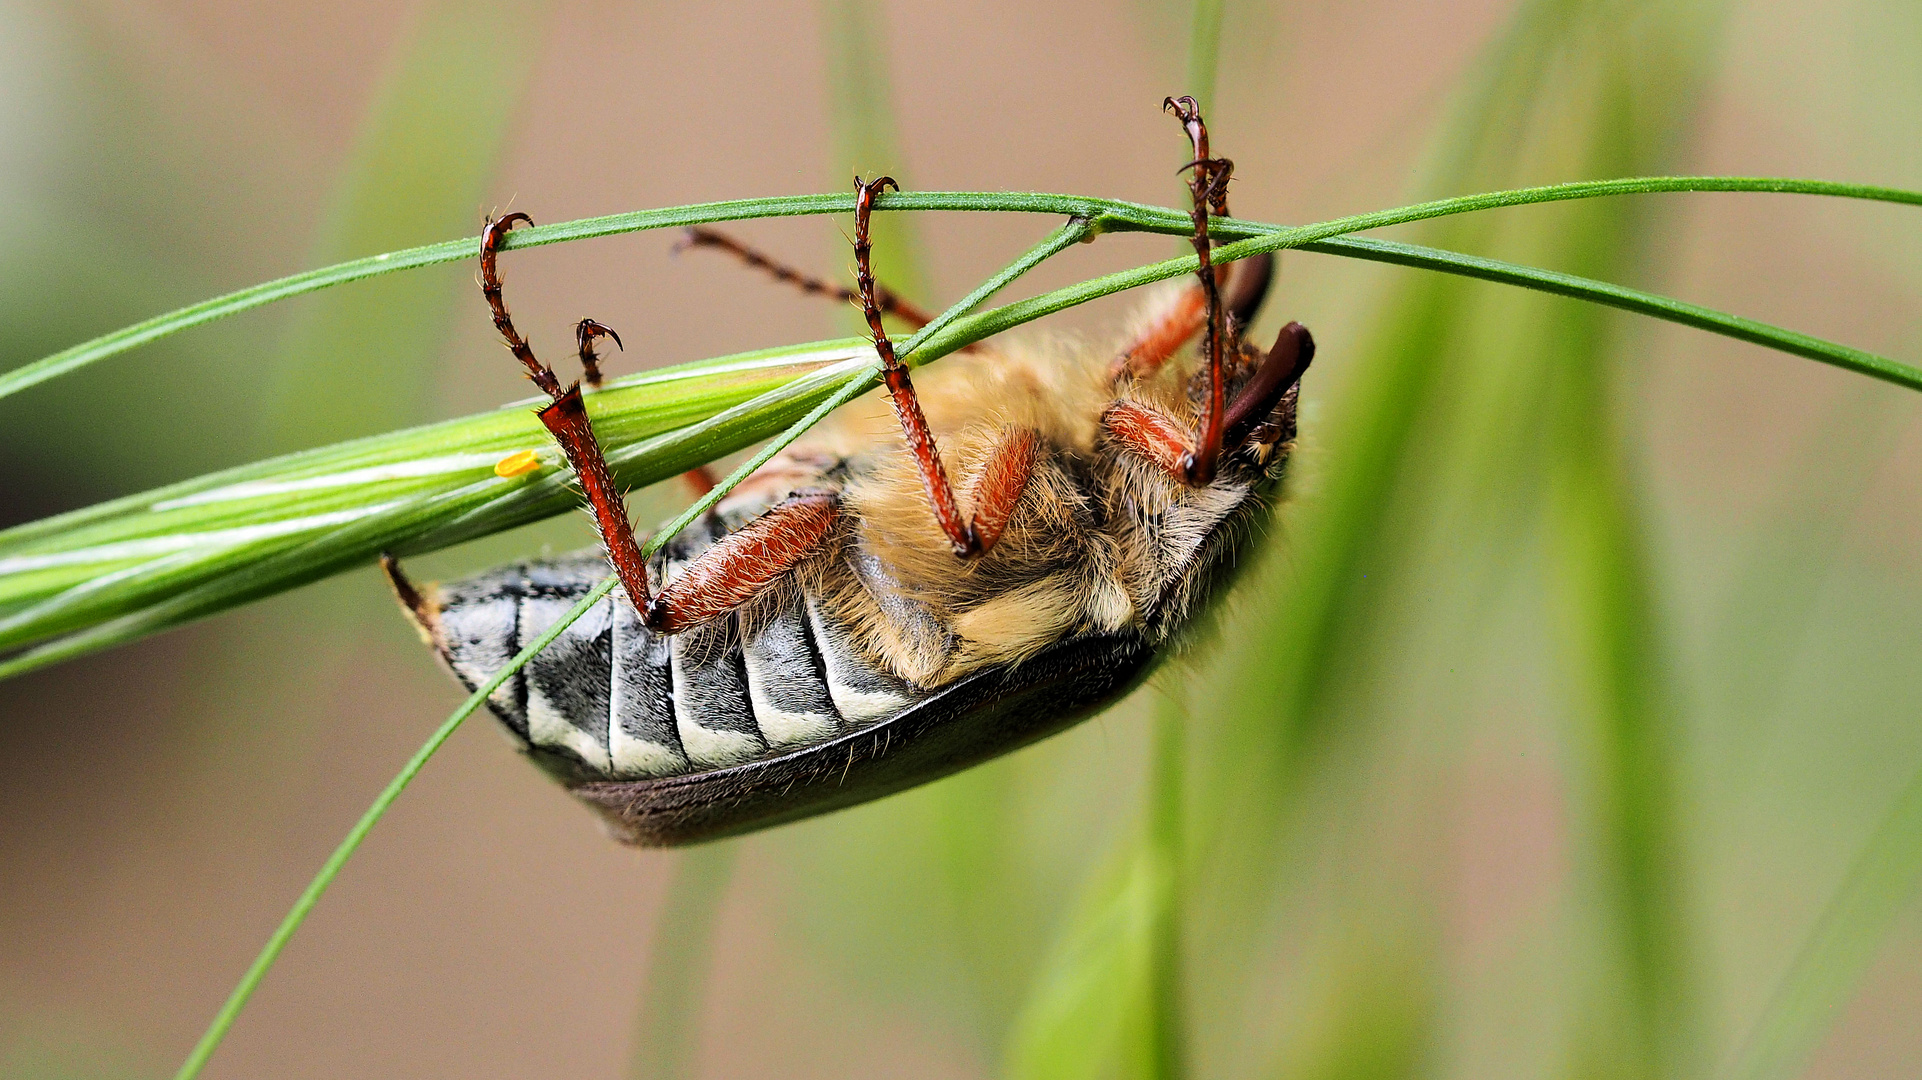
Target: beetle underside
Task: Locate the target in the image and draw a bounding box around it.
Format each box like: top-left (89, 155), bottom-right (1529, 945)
top-left (385, 96), bottom-right (1312, 845)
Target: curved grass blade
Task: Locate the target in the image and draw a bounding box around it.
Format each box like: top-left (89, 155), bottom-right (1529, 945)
top-left (627, 843), bottom-right (738, 1080)
top-left (0, 219), bottom-right (1088, 678)
top-left (5, 177), bottom-right (1916, 403)
top-left (0, 342), bottom-right (872, 646)
top-left (1306, 235), bottom-right (1922, 390)
top-left (912, 236), bottom-right (1922, 394)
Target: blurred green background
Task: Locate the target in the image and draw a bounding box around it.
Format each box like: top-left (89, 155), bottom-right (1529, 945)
top-left (2, 0), bottom-right (1920, 1078)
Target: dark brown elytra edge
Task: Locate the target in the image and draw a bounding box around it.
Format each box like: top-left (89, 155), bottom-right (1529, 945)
top-left (562, 632), bottom-right (1160, 846)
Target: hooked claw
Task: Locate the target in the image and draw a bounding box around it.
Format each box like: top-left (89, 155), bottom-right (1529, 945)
top-left (576, 318), bottom-right (624, 354)
top-left (482, 212), bottom-right (534, 251)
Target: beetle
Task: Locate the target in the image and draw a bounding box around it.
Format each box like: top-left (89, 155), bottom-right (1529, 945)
top-left (383, 98), bottom-right (1313, 845)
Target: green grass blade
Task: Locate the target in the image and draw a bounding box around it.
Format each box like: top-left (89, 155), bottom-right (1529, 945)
top-left (1305, 235), bottom-right (1922, 390)
top-left (908, 234), bottom-right (1922, 393)
top-left (0, 218), bottom-right (1087, 677)
top-left (5, 176), bottom-right (1915, 404)
top-left (0, 343), bottom-right (870, 649)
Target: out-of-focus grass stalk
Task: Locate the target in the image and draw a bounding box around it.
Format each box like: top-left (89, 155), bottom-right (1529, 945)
top-left (628, 843), bottom-right (738, 1080)
top-left (1183, 0), bottom-right (1722, 1075)
top-left (1144, 691), bottom-right (1189, 1080)
top-left (1722, 763), bottom-right (1922, 1080)
top-left (1007, 9), bottom-right (1221, 1074)
top-left (1700, 385), bottom-right (1920, 1080)
top-left (1004, 831), bottom-right (1176, 1080)
top-left (821, 0), bottom-right (928, 324)
top-left (1186, 0), bottom-right (1224, 116)
top-left (1532, 8), bottom-right (1723, 1078)
top-left (262, 0), bottom-right (543, 452)
top-left (5, 177), bottom-right (1914, 405)
top-left (1542, 199), bottom-right (1695, 1080)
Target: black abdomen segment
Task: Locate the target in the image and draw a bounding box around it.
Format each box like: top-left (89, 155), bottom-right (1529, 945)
top-left (429, 549), bottom-right (914, 782)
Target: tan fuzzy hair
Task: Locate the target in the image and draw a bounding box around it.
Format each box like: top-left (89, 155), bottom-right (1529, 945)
top-left (733, 318), bottom-right (1277, 689)
top-left (798, 339), bottom-right (1132, 687)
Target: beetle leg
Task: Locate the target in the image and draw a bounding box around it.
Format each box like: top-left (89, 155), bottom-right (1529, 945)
top-left (574, 318), bottom-right (622, 389)
top-left (644, 491), bottom-right (840, 633)
top-left (378, 553), bottom-right (437, 639)
top-left (682, 464), bottom-right (719, 498)
top-left (1164, 95), bottom-right (1234, 487)
top-left (1107, 255), bottom-right (1273, 384)
top-left (852, 175), bottom-right (1002, 560)
top-left (481, 213), bottom-right (656, 616)
top-left (1104, 321), bottom-right (1314, 480)
top-left (1221, 322), bottom-right (1314, 453)
top-left (965, 428), bottom-right (1042, 556)
top-left (678, 225), bottom-right (936, 329)
top-left (1102, 399), bottom-right (1200, 481)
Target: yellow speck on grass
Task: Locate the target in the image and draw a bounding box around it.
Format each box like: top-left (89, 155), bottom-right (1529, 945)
top-left (494, 449), bottom-right (541, 478)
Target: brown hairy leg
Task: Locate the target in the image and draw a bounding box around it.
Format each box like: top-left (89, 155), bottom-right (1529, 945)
top-left (573, 318), bottom-right (621, 388)
top-left (852, 176), bottom-right (1038, 559)
top-left (1164, 95), bottom-right (1235, 486)
top-left (1102, 321), bottom-right (1315, 480)
top-left (645, 492), bottom-right (840, 633)
top-left (483, 215), bottom-right (838, 635)
top-left (1107, 254), bottom-right (1273, 383)
top-left (481, 213), bottom-right (657, 619)
top-left (681, 464), bottom-right (719, 498)
top-left (678, 225), bottom-right (936, 329)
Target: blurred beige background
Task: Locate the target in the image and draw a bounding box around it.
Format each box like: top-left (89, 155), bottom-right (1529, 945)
top-left (2, 0), bottom-right (1919, 1078)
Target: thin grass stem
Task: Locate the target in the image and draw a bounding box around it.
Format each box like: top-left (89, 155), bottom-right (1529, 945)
top-left (170, 572), bottom-right (619, 1080)
top-left (1304, 236), bottom-right (1922, 390)
top-left (6, 177), bottom-right (1916, 402)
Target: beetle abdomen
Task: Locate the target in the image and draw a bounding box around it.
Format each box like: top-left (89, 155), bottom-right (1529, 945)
top-left (427, 524), bottom-right (922, 784)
